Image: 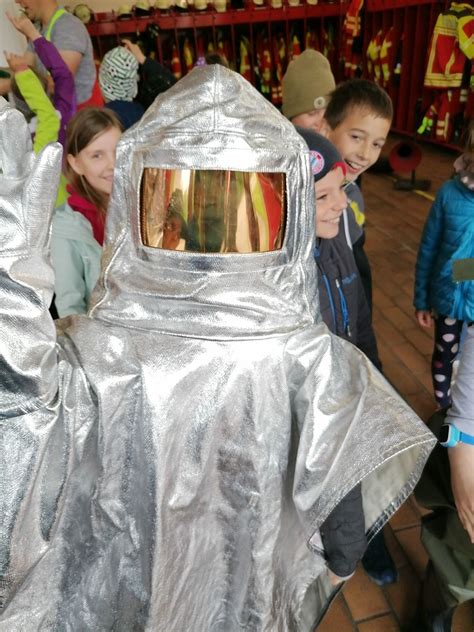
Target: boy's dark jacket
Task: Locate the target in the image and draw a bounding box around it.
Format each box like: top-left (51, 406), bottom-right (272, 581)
top-left (317, 211), bottom-right (382, 578)
top-left (314, 211), bottom-right (382, 371)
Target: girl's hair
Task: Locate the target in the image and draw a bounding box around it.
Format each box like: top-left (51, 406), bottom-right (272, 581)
top-left (66, 107), bottom-right (123, 214)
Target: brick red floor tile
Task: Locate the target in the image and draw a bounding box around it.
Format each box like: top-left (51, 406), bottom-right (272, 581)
top-left (382, 360), bottom-right (424, 397)
top-left (383, 525), bottom-right (408, 570)
top-left (373, 285), bottom-right (396, 309)
top-left (391, 342), bottom-right (431, 374)
top-left (411, 496), bottom-right (433, 518)
top-left (317, 594), bottom-right (355, 632)
top-left (403, 391), bottom-right (437, 422)
top-left (392, 292), bottom-right (416, 319)
top-left (356, 614), bottom-right (400, 632)
top-left (382, 306), bottom-right (417, 334)
top-left (383, 565), bottom-right (420, 628)
top-left (402, 327), bottom-right (434, 356)
top-left (374, 317), bottom-right (406, 346)
top-left (343, 565), bottom-right (391, 622)
top-left (410, 369), bottom-right (434, 398)
top-left (372, 276), bottom-right (404, 299)
top-left (389, 498), bottom-right (421, 531)
top-left (394, 526), bottom-right (429, 580)
top-left (342, 141), bottom-right (456, 632)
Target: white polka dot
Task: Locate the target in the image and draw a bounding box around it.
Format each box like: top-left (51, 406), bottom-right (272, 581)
top-left (436, 344), bottom-right (444, 352)
top-left (434, 374), bottom-right (446, 382)
top-left (447, 388), bottom-right (451, 396)
top-left (444, 318), bottom-right (457, 325)
top-left (435, 390), bottom-right (444, 398)
top-left (442, 334), bottom-right (455, 342)
top-left (451, 344), bottom-right (459, 354)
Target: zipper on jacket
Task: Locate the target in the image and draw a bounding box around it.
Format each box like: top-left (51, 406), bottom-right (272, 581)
top-left (314, 246), bottom-right (337, 332)
top-left (335, 278), bottom-right (352, 338)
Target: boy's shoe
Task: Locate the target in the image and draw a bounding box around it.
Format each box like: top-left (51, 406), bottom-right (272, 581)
top-left (361, 530), bottom-right (398, 586)
top-left (428, 608), bottom-right (454, 632)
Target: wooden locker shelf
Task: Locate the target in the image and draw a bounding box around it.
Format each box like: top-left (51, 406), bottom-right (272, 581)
top-left (87, 2), bottom-right (350, 35)
top-left (366, 0), bottom-right (446, 9)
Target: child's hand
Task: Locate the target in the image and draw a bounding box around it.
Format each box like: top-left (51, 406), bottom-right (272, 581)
top-left (6, 11), bottom-right (41, 41)
top-left (122, 39), bottom-right (146, 65)
top-left (4, 51), bottom-right (30, 74)
top-left (416, 309), bottom-right (433, 328)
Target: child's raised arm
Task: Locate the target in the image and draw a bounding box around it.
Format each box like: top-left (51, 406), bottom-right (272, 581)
top-left (7, 11), bottom-right (77, 146)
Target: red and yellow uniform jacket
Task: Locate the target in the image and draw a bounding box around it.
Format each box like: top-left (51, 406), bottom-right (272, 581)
top-left (366, 29), bottom-right (383, 83)
top-left (380, 27), bottom-right (398, 87)
top-left (240, 37), bottom-right (252, 82)
top-left (171, 44), bottom-right (182, 80)
top-left (342, 0), bottom-right (364, 77)
top-left (424, 2), bottom-right (474, 88)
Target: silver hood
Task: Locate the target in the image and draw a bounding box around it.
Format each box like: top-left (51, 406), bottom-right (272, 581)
top-left (90, 64), bottom-right (319, 337)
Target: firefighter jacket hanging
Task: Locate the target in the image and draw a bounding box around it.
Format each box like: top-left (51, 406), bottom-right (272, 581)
top-left (419, 2), bottom-right (474, 142)
top-left (342, 0), bottom-right (364, 77)
top-left (0, 67), bottom-right (435, 632)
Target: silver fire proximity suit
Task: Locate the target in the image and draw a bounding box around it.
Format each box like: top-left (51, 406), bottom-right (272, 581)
top-left (0, 66), bottom-right (434, 631)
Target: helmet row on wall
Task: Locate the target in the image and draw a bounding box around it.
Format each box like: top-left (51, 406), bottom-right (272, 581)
top-left (71, 0), bottom-right (320, 22)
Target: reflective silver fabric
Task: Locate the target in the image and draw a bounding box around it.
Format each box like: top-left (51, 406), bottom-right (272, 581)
top-left (0, 70), bottom-right (435, 632)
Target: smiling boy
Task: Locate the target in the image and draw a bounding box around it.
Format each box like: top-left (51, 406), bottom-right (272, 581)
top-left (320, 79), bottom-right (398, 587)
top-left (322, 79), bottom-right (393, 313)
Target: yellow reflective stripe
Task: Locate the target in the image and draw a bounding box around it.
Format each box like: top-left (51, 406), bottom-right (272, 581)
top-left (45, 8), bottom-right (67, 41)
top-left (349, 198), bottom-right (365, 227)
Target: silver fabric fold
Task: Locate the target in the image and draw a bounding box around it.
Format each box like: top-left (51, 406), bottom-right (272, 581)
top-left (0, 72), bottom-right (434, 632)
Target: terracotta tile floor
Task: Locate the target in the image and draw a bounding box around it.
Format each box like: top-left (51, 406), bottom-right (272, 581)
top-left (317, 137), bottom-right (460, 632)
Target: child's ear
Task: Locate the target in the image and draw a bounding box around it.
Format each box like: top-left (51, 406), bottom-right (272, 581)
top-left (319, 118), bottom-right (331, 138)
top-left (67, 153), bottom-right (82, 176)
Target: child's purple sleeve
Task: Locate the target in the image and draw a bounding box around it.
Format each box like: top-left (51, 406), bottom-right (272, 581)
top-left (33, 37), bottom-right (77, 146)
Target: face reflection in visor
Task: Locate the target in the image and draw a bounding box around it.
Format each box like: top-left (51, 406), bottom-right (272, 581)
top-left (140, 169), bottom-right (286, 253)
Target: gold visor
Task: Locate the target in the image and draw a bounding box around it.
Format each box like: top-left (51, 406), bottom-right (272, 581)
top-left (140, 169), bottom-right (286, 253)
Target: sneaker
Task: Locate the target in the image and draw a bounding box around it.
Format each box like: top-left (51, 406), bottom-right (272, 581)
top-left (428, 608), bottom-right (454, 632)
top-left (361, 531), bottom-right (398, 586)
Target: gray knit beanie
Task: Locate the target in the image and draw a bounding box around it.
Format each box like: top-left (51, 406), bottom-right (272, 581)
top-left (99, 46), bottom-right (139, 102)
top-left (282, 50), bottom-right (336, 120)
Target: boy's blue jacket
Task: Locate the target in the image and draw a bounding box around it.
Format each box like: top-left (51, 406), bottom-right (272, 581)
top-left (414, 178), bottom-right (474, 320)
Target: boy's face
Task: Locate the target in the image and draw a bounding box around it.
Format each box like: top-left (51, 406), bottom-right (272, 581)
top-left (291, 108), bottom-right (326, 134)
top-left (326, 106), bottom-right (391, 182)
top-left (314, 166), bottom-right (347, 240)
top-left (16, 0), bottom-right (41, 21)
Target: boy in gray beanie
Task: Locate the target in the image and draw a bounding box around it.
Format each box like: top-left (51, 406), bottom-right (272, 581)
top-left (99, 45), bottom-right (144, 129)
top-left (282, 49), bottom-right (335, 134)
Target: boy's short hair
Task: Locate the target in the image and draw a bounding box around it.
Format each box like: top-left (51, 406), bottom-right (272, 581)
top-left (325, 79), bottom-right (393, 130)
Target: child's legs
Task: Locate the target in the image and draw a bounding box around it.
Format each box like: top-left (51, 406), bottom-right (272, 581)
top-left (431, 315), bottom-right (463, 407)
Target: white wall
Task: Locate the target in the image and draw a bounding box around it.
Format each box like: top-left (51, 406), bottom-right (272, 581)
top-left (0, 0), bottom-right (27, 67)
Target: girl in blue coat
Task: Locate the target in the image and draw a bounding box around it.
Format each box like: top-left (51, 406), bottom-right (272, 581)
top-left (414, 121), bottom-right (474, 408)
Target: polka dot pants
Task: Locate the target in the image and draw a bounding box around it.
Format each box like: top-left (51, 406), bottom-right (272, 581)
top-left (431, 315), bottom-right (463, 408)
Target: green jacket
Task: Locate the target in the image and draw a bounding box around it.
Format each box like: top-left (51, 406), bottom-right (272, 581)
top-left (15, 68), bottom-right (67, 206)
top-left (51, 203), bottom-right (102, 317)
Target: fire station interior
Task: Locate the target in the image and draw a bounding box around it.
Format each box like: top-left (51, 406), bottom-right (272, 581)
top-left (6, 0), bottom-right (473, 628)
